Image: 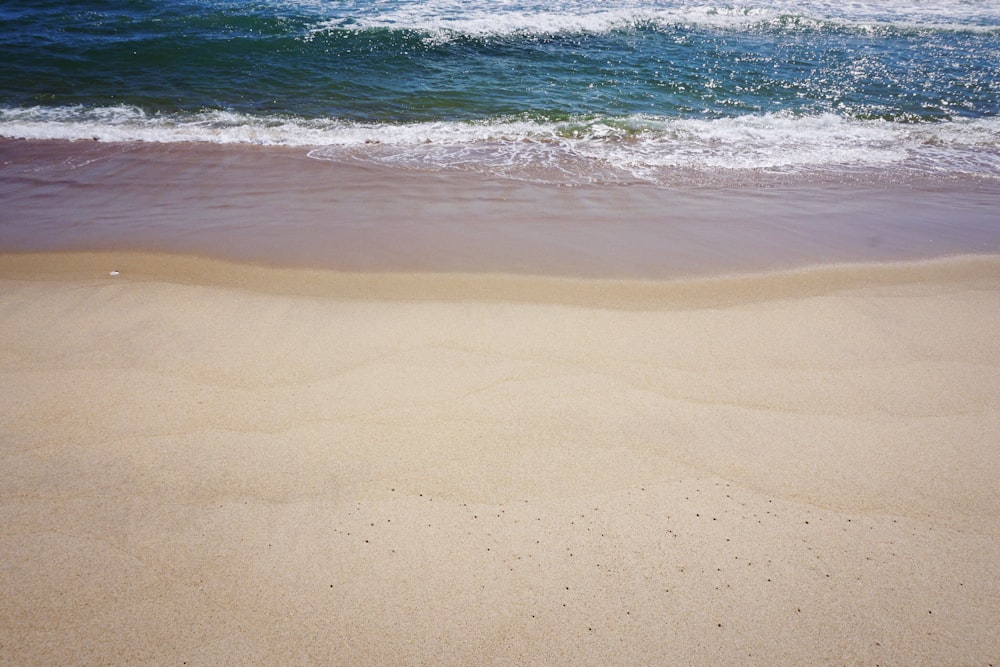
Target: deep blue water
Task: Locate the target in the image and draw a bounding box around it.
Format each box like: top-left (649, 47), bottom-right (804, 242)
top-left (2, 0), bottom-right (999, 182)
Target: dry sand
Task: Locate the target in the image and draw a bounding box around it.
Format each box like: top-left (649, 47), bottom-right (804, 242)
top-left (1, 251), bottom-right (999, 664)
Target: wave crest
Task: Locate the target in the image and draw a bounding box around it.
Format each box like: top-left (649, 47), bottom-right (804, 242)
top-left (301, 0), bottom-right (1000, 43)
top-left (3, 105), bottom-right (998, 183)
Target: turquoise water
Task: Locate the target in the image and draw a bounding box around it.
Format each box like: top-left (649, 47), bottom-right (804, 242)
top-left (2, 0), bottom-right (999, 183)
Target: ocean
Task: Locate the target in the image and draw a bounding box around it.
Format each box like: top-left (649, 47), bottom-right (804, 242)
top-left (2, 0), bottom-right (999, 185)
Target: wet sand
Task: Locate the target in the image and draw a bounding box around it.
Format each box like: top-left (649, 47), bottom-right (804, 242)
top-left (4, 138), bottom-right (1000, 278)
top-left (2, 251), bottom-right (999, 664)
top-left (2, 138), bottom-right (1000, 664)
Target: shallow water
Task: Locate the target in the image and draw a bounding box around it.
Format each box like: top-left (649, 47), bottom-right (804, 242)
top-left (3, 140), bottom-right (998, 278)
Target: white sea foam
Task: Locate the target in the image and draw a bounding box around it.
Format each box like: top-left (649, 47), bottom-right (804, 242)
top-left (0, 106), bottom-right (336, 146)
top-left (3, 105), bottom-right (998, 183)
top-left (300, 0), bottom-right (1000, 42)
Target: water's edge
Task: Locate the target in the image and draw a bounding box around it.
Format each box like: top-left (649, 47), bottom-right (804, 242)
top-left (2, 139), bottom-right (999, 280)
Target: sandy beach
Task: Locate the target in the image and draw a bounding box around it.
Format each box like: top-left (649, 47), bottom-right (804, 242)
top-left (1, 250), bottom-right (998, 664)
top-left (4, 0), bottom-right (1000, 659)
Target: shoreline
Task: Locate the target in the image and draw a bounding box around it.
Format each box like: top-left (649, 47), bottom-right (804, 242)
top-left (3, 249), bottom-right (1000, 307)
top-left (4, 138), bottom-right (1000, 280)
